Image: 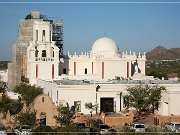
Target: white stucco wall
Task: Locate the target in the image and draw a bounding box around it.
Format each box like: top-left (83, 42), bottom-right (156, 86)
top-left (60, 88), bottom-right (96, 114)
top-left (25, 19), bottom-right (59, 85)
top-left (37, 80), bottom-right (134, 114)
top-left (37, 80), bottom-right (180, 115)
top-left (158, 84), bottom-right (180, 116)
top-left (0, 69), bottom-right (8, 82)
top-left (61, 52), bottom-right (146, 81)
top-left (33, 20), bottom-right (51, 42)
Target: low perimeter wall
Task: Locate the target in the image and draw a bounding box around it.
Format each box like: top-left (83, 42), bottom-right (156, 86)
top-left (101, 116), bottom-right (133, 127)
top-left (74, 113), bottom-right (133, 127)
top-left (155, 115), bottom-right (180, 125)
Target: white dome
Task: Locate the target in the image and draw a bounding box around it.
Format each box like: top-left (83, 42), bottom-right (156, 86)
top-left (91, 37), bottom-right (119, 53)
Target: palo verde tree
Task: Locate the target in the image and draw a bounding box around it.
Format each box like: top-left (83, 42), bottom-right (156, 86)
top-left (14, 83), bottom-right (43, 107)
top-left (85, 102), bottom-right (98, 117)
top-left (124, 84), bottom-right (166, 116)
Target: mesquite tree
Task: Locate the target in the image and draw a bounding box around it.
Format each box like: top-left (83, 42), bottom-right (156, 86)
top-left (124, 84), bottom-right (166, 115)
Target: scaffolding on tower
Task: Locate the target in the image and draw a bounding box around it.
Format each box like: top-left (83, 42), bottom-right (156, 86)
top-left (52, 18), bottom-right (64, 58)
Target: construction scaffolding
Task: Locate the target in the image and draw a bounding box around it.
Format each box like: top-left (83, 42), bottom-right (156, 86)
top-left (8, 11), bottom-right (64, 89)
top-left (52, 18), bottom-right (64, 57)
top-left (26, 11), bottom-right (64, 58)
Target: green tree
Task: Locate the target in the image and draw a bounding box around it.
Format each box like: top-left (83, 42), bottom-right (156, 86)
top-left (85, 118), bottom-right (102, 128)
top-left (0, 97), bottom-right (12, 113)
top-left (34, 125), bottom-right (55, 135)
top-left (0, 96), bottom-right (23, 115)
top-left (0, 81), bottom-right (7, 93)
top-left (85, 102), bottom-right (98, 117)
top-left (124, 84), bottom-right (166, 116)
top-left (8, 102), bottom-right (23, 115)
top-left (55, 125), bottom-right (81, 134)
top-left (14, 83), bottom-right (43, 107)
top-left (54, 104), bottom-right (74, 126)
top-left (15, 110), bottom-right (37, 127)
top-left (0, 61), bottom-right (8, 70)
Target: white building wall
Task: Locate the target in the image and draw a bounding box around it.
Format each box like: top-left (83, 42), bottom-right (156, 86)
top-left (137, 59), bottom-right (146, 75)
top-left (33, 21), bottom-right (51, 42)
top-left (0, 69), bottom-right (8, 82)
top-left (60, 88), bottom-right (96, 114)
top-left (159, 92), bottom-right (169, 116)
top-left (62, 53), bottom-right (146, 81)
top-left (69, 58), bottom-right (94, 75)
top-left (28, 62), bottom-right (54, 84)
top-left (158, 84), bottom-right (180, 116)
top-left (26, 19), bottom-right (59, 85)
top-left (37, 80), bottom-right (130, 114)
top-left (102, 60), bottom-right (127, 80)
top-left (169, 92), bottom-right (180, 115)
top-left (37, 80), bottom-right (180, 116)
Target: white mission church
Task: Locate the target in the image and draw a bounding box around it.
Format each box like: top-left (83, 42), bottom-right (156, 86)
top-left (8, 11), bottom-right (180, 117)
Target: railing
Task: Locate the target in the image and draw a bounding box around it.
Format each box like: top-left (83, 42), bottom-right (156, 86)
top-left (35, 57), bottom-right (54, 62)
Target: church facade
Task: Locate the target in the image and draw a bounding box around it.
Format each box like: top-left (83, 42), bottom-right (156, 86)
top-left (8, 11), bottom-right (62, 88)
top-left (9, 11), bottom-right (146, 88)
top-left (7, 11), bottom-right (180, 125)
top-left (59, 37), bottom-right (146, 81)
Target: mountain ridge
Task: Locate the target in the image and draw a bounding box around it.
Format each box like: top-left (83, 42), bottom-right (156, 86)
top-left (146, 46), bottom-right (180, 61)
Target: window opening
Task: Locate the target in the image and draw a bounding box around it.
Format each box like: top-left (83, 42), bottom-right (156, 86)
top-left (85, 68), bottom-right (87, 74)
top-left (42, 50), bottom-right (46, 57)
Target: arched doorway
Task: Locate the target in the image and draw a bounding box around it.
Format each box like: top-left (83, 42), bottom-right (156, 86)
top-left (40, 112), bottom-right (46, 126)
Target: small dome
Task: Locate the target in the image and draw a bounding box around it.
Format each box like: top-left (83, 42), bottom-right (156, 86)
top-left (91, 37), bottom-right (119, 53)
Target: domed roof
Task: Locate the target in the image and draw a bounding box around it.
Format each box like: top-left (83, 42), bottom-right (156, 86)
top-left (91, 37), bottom-right (119, 53)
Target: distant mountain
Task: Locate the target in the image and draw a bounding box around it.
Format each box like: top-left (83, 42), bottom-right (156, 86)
top-left (146, 46), bottom-right (180, 61)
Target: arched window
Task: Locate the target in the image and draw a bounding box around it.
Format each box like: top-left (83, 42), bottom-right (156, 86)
top-left (40, 112), bottom-right (46, 126)
top-left (85, 68), bottom-right (87, 74)
top-left (35, 50), bottom-right (38, 57)
top-left (36, 30), bottom-right (38, 41)
top-left (51, 47), bottom-right (54, 57)
top-left (49, 31), bottom-right (51, 41)
top-left (42, 30), bottom-right (45, 41)
top-left (42, 50), bottom-right (46, 57)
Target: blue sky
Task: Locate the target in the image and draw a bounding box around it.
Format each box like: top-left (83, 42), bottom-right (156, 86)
top-left (0, 0), bottom-right (180, 60)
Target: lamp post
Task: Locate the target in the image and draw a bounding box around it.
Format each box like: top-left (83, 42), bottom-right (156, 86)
top-left (119, 92), bottom-right (122, 112)
top-left (96, 85), bottom-right (100, 114)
